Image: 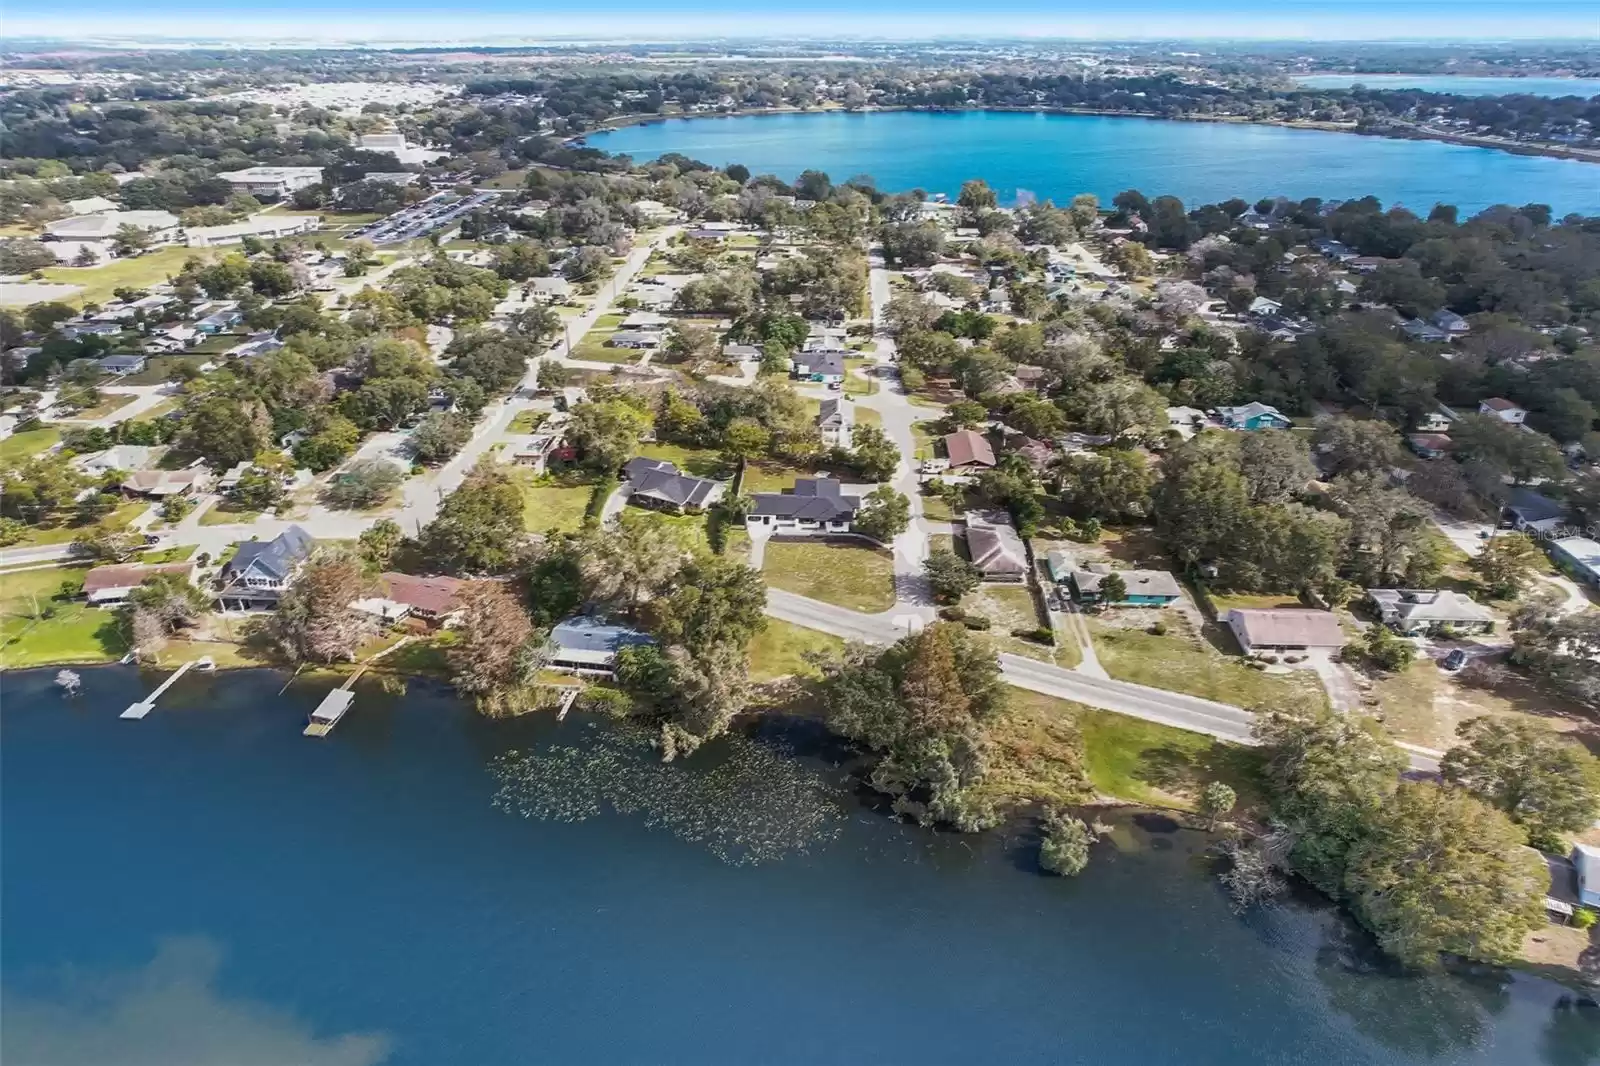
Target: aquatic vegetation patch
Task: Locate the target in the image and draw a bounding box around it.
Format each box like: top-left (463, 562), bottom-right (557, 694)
top-left (489, 722), bottom-right (845, 864)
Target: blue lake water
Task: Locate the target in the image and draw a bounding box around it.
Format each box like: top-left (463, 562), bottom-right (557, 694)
top-left (1294, 75), bottom-right (1600, 98)
top-left (586, 110), bottom-right (1600, 215)
top-left (4, 666), bottom-right (1599, 1065)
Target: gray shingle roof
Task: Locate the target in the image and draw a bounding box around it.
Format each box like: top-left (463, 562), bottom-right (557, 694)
top-left (749, 477), bottom-right (859, 522)
top-left (622, 457), bottom-right (722, 508)
top-left (226, 525), bottom-right (314, 581)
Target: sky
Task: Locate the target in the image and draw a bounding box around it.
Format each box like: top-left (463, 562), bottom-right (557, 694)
top-left (2, 1), bottom-right (1598, 45)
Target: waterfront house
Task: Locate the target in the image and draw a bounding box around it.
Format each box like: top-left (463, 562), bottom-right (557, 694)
top-left (351, 573), bottom-right (470, 629)
top-left (218, 525), bottom-right (315, 610)
top-left (942, 429), bottom-right (997, 472)
top-left (1479, 397), bottom-right (1528, 425)
top-left (964, 511), bottom-right (1027, 583)
top-left (621, 457), bottom-right (724, 513)
top-left (548, 616), bottom-right (655, 677)
top-left (1226, 608), bottom-right (1345, 655)
top-left (1551, 536), bottom-right (1600, 589)
top-left (82, 561), bottom-right (197, 608)
top-left (1366, 589), bottom-right (1496, 636)
top-left (817, 398), bottom-right (852, 449)
top-left (746, 477), bottom-right (859, 537)
top-left (1216, 402), bottom-right (1292, 431)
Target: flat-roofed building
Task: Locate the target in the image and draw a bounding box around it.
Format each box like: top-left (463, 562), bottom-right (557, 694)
top-left (216, 166), bottom-right (325, 199)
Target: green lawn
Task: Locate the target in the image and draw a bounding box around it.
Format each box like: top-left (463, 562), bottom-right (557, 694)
top-left (130, 397), bottom-right (180, 423)
top-left (741, 459), bottom-right (818, 494)
top-left (762, 539), bottom-right (897, 613)
top-left (637, 441), bottom-right (732, 479)
top-left (855, 407), bottom-right (882, 428)
top-left (0, 427), bottom-right (61, 463)
top-left (911, 419), bottom-right (940, 460)
top-left (200, 503), bottom-right (260, 527)
top-left (117, 355), bottom-right (211, 385)
top-left (747, 619), bottom-right (846, 682)
top-left (512, 470), bottom-right (594, 534)
top-left (980, 688), bottom-right (1265, 811)
top-left (1088, 616), bottom-right (1327, 713)
top-left (37, 247), bottom-right (209, 306)
top-left (509, 410), bottom-right (549, 434)
top-left (844, 357), bottom-right (878, 397)
top-left (64, 394), bottom-right (136, 421)
top-left (4, 501), bottom-right (148, 549)
top-left (0, 564), bottom-right (126, 669)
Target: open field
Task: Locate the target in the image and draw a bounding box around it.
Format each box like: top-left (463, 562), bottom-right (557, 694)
top-left (741, 459), bottom-right (819, 494)
top-left (762, 539), bottom-right (897, 613)
top-left (1089, 614), bottom-right (1327, 713)
top-left (511, 471), bottom-right (592, 534)
top-left (1366, 657), bottom-right (1596, 752)
top-left (636, 441), bottom-right (732, 480)
top-left (4, 500), bottom-right (147, 550)
top-left (0, 427), bottom-right (61, 463)
top-left (747, 619), bottom-right (845, 682)
top-left (36, 248), bottom-right (209, 306)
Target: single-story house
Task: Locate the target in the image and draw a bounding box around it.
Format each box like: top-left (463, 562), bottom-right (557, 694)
top-left (351, 573), bottom-right (470, 628)
top-left (817, 398), bottom-right (852, 449)
top-left (1504, 489), bottom-right (1568, 534)
top-left (1551, 536), bottom-right (1600, 589)
top-left (1366, 588), bottom-right (1496, 636)
top-left (196, 309), bottom-right (244, 334)
top-left (122, 467), bottom-right (211, 498)
top-left (1406, 433), bottom-right (1453, 460)
top-left (82, 561), bottom-right (197, 607)
top-left (1226, 608), bottom-right (1346, 655)
top-left (1216, 402), bottom-right (1292, 431)
top-left (218, 525), bottom-right (315, 610)
top-left (524, 276), bottom-right (571, 302)
top-left (66, 196), bottom-right (118, 216)
top-left (1167, 406), bottom-right (1207, 437)
top-left (608, 330), bottom-right (663, 349)
top-left (1432, 309), bottom-right (1471, 335)
top-left (548, 616), bottom-right (655, 677)
top-left (621, 311), bottom-right (670, 330)
top-left (791, 350), bottom-right (845, 383)
top-left (508, 432), bottom-right (567, 475)
top-left (1575, 845), bottom-right (1600, 908)
top-left (77, 444), bottom-right (164, 476)
top-left (723, 343), bottom-right (762, 362)
top-left (1065, 562), bottom-right (1182, 607)
top-left (1248, 296), bottom-right (1283, 318)
top-left (964, 511), bottom-right (1027, 582)
top-left (746, 477), bottom-right (859, 536)
top-left (1479, 397), bottom-right (1528, 425)
top-left (621, 457), bottom-right (725, 513)
top-left (217, 461), bottom-right (252, 493)
top-left (943, 429), bottom-right (997, 472)
top-left (1401, 318), bottom-right (1450, 343)
top-left (98, 354), bottom-right (147, 376)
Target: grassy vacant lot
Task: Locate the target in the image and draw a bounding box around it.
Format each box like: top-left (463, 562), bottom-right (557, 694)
top-left (855, 406), bottom-right (882, 428)
top-left (1367, 657), bottom-right (1592, 752)
top-left (200, 502), bottom-right (260, 527)
top-left (0, 564), bottom-right (126, 668)
top-left (116, 355), bottom-right (209, 385)
top-left (980, 688), bottom-right (1265, 810)
top-left (762, 539), bottom-right (897, 613)
top-left (740, 459), bottom-right (818, 495)
top-left (511, 470), bottom-right (593, 534)
top-left (963, 584), bottom-right (1072, 665)
top-left (1208, 591), bottom-right (1305, 613)
top-left (508, 410), bottom-right (548, 434)
top-left (0, 427), bottom-right (61, 463)
top-left (37, 247), bottom-right (206, 306)
top-left (844, 357), bottom-right (878, 397)
top-left (637, 441), bottom-right (731, 479)
top-left (747, 619), bottom-right (845, 682)
top-left (910, 418), bottom-right (940, 460)
top-left (6, 500), bottom-right (147, 550)
top-left (1089, 614), bottom-right (1327, 713)
top-left (63, 393), bottom-right (136, 421)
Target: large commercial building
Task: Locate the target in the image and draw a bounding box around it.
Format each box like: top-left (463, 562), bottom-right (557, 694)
top-left (216, 166), bottom-right (325, 199)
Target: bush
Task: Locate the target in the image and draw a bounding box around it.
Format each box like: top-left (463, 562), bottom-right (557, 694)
top-left (1147, 621), bottom-right (1168, 636)
top-left (1011, 626), bottom-right (1055, 645)
top-left (938, 605), bottom-right (966, 621)
top-left (1039, 809), bottom-right (1094, 877)
top-left (1575, 908), bottom-right (1598, 930)
top-left (1263, 654), bottom-right (1280, 665)
top-left (962, 615), bottom-right (992, 631)
top-left (584, 476), bottom-right (618, 529)
top-left (577, 685), bottom-right (633, 718)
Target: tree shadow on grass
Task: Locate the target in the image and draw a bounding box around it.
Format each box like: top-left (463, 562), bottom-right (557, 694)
top-left (1132, 740), bottom-right (1268, 809)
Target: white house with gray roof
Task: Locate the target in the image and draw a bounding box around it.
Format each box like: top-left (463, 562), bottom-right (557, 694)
top-left (218, 525), bottom-right (315, 610)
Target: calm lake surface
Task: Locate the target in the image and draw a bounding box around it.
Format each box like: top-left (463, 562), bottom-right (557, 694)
top-left (4, 666), bottom-right (1598, 1066)
top-left (1294, 75), bottom-right (1600, 98)
top-left (586, 110), bottom-right (1600, 215)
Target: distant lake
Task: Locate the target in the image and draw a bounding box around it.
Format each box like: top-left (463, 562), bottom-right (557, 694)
top-left (1295, 75), bottom-right (1600, 98)
top-left (4, 666), bottom-right (1598, 1065)
top-left (587, 110), bottom-right (1600, 216)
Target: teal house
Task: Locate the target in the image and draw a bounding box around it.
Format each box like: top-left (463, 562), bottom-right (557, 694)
top-left (1048, 552), bottom-right (1182, 607)
top-left (1216, 402), bottom-right (1292, 431)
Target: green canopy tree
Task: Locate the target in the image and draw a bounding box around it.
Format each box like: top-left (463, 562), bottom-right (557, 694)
top-left (1440, 716), bottom-right (1600, 848)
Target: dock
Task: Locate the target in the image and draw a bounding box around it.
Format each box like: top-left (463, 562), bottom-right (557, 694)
top-left (302, 637), bottom-right (414, 737)
top-left (121, 660), bottom-right (200, 719)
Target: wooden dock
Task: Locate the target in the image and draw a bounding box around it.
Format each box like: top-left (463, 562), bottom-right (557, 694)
top-left (302, 637), bottom-right (414, 737)
top-left (121, 660), bottom-right (199, 719)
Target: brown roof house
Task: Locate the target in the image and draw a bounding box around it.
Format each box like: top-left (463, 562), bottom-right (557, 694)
top-left (1226, 608), bottom-right (1346, 655)
top-left (964, 511), bottom-right (1028, 582)
top-left (82, 561), bottom-right (197, 607)
top-left (122, 467), bottom-right (212, 498)
top-left (351, 573), bottom-right (471, 628)
top-left (943, 429), bottom-right (997, 471)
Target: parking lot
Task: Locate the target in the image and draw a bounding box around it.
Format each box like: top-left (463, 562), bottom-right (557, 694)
top-left (358, 190), bottom-right (503, 245)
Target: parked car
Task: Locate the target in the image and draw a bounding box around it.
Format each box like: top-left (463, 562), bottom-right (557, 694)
top-left (1442, 649), bottom-right (1468, 671)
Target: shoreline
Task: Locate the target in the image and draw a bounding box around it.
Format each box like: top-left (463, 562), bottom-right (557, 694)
top-left (578, 104), bottom-right (1600, 165)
